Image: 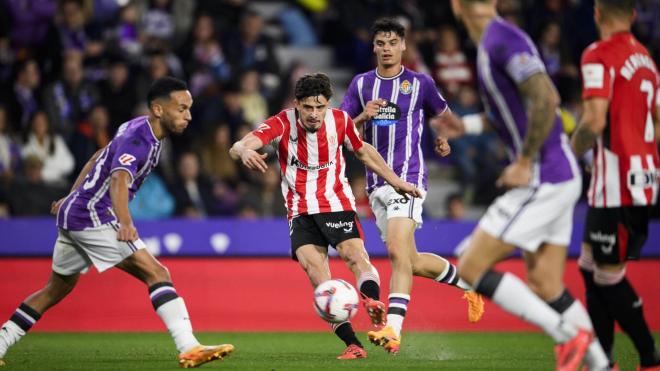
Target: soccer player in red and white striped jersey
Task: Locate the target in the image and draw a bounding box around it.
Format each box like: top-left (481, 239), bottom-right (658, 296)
top-left (572, 0), bottom-right (660, 368)
top-left (230, 73), bottom-right (421, 359)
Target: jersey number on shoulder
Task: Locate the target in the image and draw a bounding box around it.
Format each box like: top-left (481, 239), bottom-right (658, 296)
top-left (640, 79), bottom-right (655, 143)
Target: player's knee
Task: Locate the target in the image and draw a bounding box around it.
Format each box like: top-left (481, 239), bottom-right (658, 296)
top-left (386, 241), bottom-right (408, 263)
top-left (150, 264), bottom-right (171, 282)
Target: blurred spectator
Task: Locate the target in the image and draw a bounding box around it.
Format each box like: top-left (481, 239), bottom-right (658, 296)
top-left (445, 192), bottom-right (466, 220)
top-left (106, 3), bottom-right (142, 61)
top-left (537, 20), bottom-right (577, 87)
top-left (69, 104), bottom-right (110, 174)
top-left (136, 50), bottom-right (183, 100)
top-left (42, 49), bottom-right (99, 141)
top-left (181, 13), bottom-right (232, 96)
top-left (98, 55), bottom-right (137, 132)
top-left (170, 151), bottom-right (220, 218)
top-left (22, 110), bottom-right (75, 186)
top-left (224, 9), bottom-right (281, 97)
top-left (396, 16), bottom-right (431, 75)
top-left (432, 26), bottom-right (473, 101)
top-left (278, 3), bottom-right (319, 47)
top-left (199, 124), bottom-right (238, 185)
top-left (497, 0), bottom-right (523, 26)
top-left (56, 0), bottom-right (105, 61)
top-left (0, 105), bottom-right (21, 183)
top-left (129, 172), bottom-right (175, 220)
top-left (239, 162), bottom-right (286, 218)
top-left (239, 69), bottom-right (268, 126)
top-left (136, 0), bottom-right (195, 50)
top-left (8, 154), bottom-right (67, 215)
top-left (2, 58), bottom-right (41, 133)
top-left (350, 172), bottom-right (373, 219)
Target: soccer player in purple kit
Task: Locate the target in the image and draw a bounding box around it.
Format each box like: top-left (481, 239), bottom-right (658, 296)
top-left (445, 1), bottom-right (610, 370)
top-left (0, 77), bottom-right (234, 369)
top-left (340, 18), bottom-right (485, 355)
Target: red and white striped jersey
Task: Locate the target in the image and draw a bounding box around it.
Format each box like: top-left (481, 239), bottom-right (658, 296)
top-left (252, 108), bottom-right (364, 219)
top-left (581, 32), bottom-right (660, 207)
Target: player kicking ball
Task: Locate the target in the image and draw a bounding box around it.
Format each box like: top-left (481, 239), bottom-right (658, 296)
top-left (0, 77), bottom-right (233, 368)
top-left (230, 73), bottom-right (421, 359)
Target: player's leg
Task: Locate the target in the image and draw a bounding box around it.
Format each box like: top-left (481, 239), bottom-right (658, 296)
top-left (295, 243), bottom-right (366, 359)
top-left (579, 243), bottom-right (616, 363)
top-left (0, 229), bottom-right (86, 366)
top-left (459, 227), bottom-right (591, 369)
top-left (585, 207), bottom-right (659, 368)
top-left (525, 244), bottom-right (610, 370)
top-left (116, 249), bottom-right (234, 367)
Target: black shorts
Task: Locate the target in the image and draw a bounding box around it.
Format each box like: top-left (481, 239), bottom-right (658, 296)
top-left (289, 211), bottom-right (364, 260)
top-left (583, 206), bottom-right (650, 264)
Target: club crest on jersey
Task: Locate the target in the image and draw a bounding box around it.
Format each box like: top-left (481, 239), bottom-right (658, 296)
top-left (372, 101), bottom-right (401, 127)
top-left (118, 153), bottom-right (136, 166)
top-left (328, 135), bottom-right (337, 145)
top-left (400, 80), bottom-right (412, 95)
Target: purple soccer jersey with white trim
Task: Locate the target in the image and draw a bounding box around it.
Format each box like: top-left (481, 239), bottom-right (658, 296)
top-left (476, 18), bottom-right (578, 184)
top-left (341, 67), bottom-right (448, 192)
top-left (56, 116), bottom-right (162, 230)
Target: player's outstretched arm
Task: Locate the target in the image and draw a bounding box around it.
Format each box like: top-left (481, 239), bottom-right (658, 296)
top-left (354, 142), bottom-right (421, 198)
top-left (110, 169), bottom-right (138, 242)
top-left (571, 97), bottom-right (608, 157)
top-left (229, 133), bottom-right (268, 173)
top-left (51, 147), bottom-right (106, 215)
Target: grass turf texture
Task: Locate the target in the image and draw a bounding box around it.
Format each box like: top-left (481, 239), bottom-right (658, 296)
top-left (3, 332), bottom-right (658, 370)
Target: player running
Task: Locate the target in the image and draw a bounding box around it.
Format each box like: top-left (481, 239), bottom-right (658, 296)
top-left (230, 73), bottom-right (421, 360)
top-left (444, 1), bottom-right (611, 370)
top-left (572, 0), bottom-right (660, 369)
top-left (0, 77), bottom-right (233, 369)
top-left (340, 18), bottom-right (484, 354)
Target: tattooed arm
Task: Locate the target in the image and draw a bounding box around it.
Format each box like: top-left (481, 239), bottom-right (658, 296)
top-left (571, 97), bottom-right (608, 157)
top-left (497, 72), bottom-right (559, 188)
top-left (518, 73), bottom-right (560, 159)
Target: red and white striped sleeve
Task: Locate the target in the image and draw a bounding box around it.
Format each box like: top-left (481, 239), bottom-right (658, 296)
top-left (251, 114), bottom-right (286, 145)
top-left (342, 111), bottom-right (363, 152)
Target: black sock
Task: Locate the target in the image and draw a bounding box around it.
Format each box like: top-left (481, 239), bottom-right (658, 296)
top-left (333, 322), bottom-right (362, 347)
top-left (547, 289), bottom-right (575, 314)
top-left (596, 276), bottom-right (658, 366)
top-left (580, 268), bottom-right (615, 360)
top-left (359, 280), bottom-right (380, 301)
top-left (473, 269), bottom-right (504, 299)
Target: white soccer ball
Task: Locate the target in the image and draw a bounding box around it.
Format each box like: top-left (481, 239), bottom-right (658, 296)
top-left (313, 279), bottom-right (360, 323)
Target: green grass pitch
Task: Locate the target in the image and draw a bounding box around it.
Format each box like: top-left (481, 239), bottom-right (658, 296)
top-left (3, 332), bottom-right (658, 370)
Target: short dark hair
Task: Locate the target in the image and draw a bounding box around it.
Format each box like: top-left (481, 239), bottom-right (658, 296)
top-left (147, 76), bottom-right (188, 106)
top-left (294, 73), bottom-right (333, 101)
top-left (596, 0), bottom-right (635, 17)
top-left (371, 18), bottom-right (405, 40)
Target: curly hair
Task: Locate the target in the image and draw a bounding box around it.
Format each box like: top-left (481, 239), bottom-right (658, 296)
top-left (371, 18), bottom-right (405, 40)
top-left (294, 73), bottom-right (333, 101)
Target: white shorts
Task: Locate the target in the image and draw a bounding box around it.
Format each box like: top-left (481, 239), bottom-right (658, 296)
top-left (52, 223), bottom-right (146, 275)
top-left (478, 177), bottom-right (581, 252)
top-left (368, 184), bottom-right (426, 241)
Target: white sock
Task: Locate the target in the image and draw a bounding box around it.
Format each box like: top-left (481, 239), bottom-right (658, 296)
top-left (491, 273), bottom-right (576, 343)
top-left (0, 321), bottom-right (25, 358)
top-left (386, 293), bottom-right (410, 337)
top-left (562, 301), bottom-right (609, 369)
top-left (156, 297), bottom-right (199, 353)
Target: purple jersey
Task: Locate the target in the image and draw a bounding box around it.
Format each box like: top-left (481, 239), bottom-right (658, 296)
top-left (57, 116), bottom-right (162, 230)
top-left (477, 18), bottom-right (578, 184)
top-left (341, 67), bottom-right (448, 192)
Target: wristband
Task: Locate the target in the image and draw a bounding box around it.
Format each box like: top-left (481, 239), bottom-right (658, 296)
top-left (463, 113), bottom-right (484, 134)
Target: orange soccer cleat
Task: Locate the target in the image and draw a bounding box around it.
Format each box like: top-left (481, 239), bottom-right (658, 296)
top-left (178, 343), bottom-right (234, 368)
top-left (363, 297), bottom-right (386, 327)
top-left (463, 291), bottom-right (485, 323)
top-left (337, 344), bottom-right (367, 360)
top-left (555, 329), bottom-right (592, 371)
top-left (368, 325), bottom-right (401, 354)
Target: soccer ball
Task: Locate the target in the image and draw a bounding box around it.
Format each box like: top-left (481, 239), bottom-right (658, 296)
top-left (313, 279), bottom-right (360, 323)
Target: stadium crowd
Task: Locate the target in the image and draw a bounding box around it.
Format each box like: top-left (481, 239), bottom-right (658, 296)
top-left (0, 0), bottom-right (658, 219)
